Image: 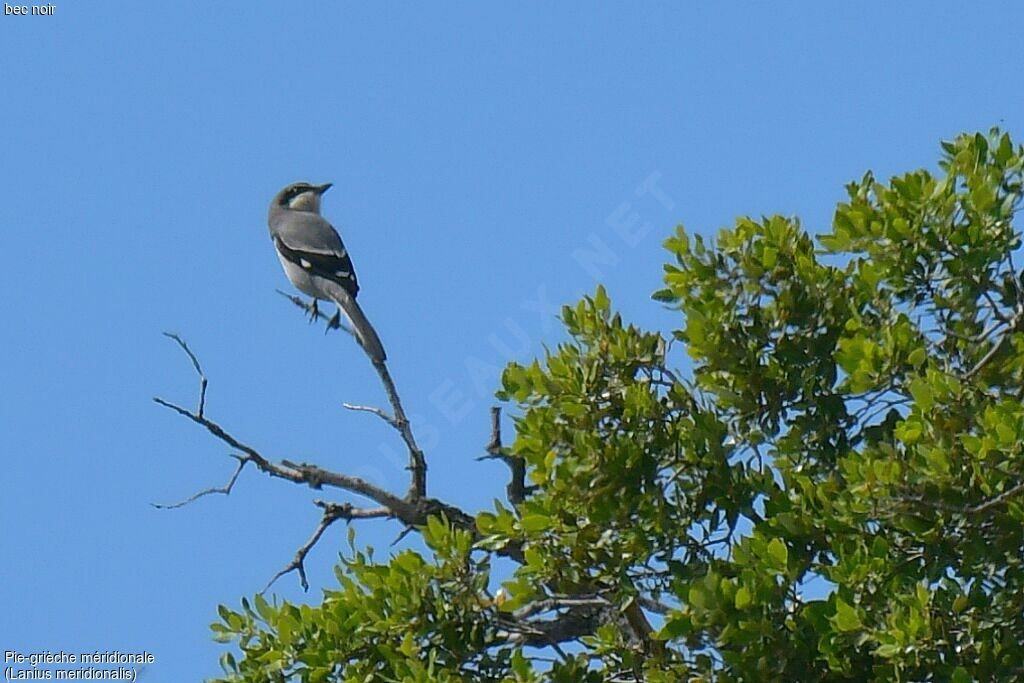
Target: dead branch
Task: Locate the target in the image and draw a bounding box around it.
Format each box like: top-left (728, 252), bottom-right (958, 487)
top-left (264, 500), bottom-right (392, 592)
top-left (276, 290), bottom-right (347, 334)
top-left (163, 332), bottom-right (208, 418)
top-left (477, 406), bottom-right (528, 504)
top-left (154, 332), bottom-right (481, 542)
top-left (156, 333), bottom-right (669, 659)
top-left (151, 454), bottom-right (247, 510)
top-left (342, 402), bottom-right (400, 429)
top-left (371, 359), bottom-right (427, 501)
top-left (282, 294), bottom-right (427, 501)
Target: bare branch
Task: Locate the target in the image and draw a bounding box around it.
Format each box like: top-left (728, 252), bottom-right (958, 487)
top-left (263, 500), bottom-right (392, 592)
top-left (152, 454), bottom-right (247, 510)
top-left (391, 525), bottom-right (415, 546)
top-left (371, 359), bottom-right (428, 501)
top-left (964, 323), bottom-right (1015, 379)
top-left (478, 407), bottom-right (528, 504)
top-left (154, 387), bottom-right (481, 548)
top-left (163, 332), bottom-right (208, 418)
top-left (342, 402), bottom-right (400, 429)
top-left (622, 598), bottom-right (664, 657)
top-left (895, 480), bottom-right (1024, 516)
top-left (498, 603), bottom-right (607, 647)
top-left (637, 596), bottom-right (672, 615)
top-left (512, 595), bottom-right (611, 620)
top-left (282, 293), bottom-right (428, 501)
top-left (153, 395), bottom-right (416, 517)
top-left (277, 290), bottom-right (348, 335)
top-left (487, 405), bottom-right (503, 454)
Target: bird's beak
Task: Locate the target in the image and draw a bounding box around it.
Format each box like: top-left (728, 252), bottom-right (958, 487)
top-left (316, 183), bottom-right (333, 195)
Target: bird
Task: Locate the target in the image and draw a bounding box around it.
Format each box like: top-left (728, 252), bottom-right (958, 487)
top-left (268, 181), bottom-right (387, 363)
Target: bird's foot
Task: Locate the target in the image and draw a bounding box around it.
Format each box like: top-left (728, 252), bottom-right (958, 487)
top-left (308, 298), bottom-right (320, 324)
top-left (325, 309), bottom-right (341, 334)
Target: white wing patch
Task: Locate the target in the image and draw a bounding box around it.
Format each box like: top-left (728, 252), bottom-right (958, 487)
top-left (300, 258), bottom-right (312, 269)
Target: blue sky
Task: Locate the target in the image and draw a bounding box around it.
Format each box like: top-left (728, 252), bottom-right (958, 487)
top-left (3, 2), bottom-right (1023, 680)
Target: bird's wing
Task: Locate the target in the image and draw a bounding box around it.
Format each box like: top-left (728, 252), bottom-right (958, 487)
top-left (272, 213), bottom-right (359, 296)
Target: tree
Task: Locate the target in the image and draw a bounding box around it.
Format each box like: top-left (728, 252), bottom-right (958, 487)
top-left (160, 130), bottom-right (1024, 681)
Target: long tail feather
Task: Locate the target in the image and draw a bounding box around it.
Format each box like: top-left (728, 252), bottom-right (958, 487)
top-left (326, 283), bottom-right (387, 363)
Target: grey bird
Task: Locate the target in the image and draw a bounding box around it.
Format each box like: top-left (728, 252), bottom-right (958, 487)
top-left (268, 181), bottom-right (387, 363)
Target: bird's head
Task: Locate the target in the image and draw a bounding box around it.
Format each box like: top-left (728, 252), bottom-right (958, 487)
top-left (274, 181), bottom-right (333, 214)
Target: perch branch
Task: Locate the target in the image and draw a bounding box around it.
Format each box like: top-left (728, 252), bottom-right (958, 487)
top-left (276, 290), bottom-right (347, 334)
top-left (157, 334), bottom-right (662, 652)
top-left (282, 293), bottom-right (428, 501)
top-left (371, 359), bottom-right (428, 501)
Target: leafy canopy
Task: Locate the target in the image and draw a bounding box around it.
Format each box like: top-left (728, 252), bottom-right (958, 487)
top-left (212, 130), bottom-right (1024, 681)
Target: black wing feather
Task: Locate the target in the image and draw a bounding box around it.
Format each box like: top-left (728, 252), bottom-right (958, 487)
top-left (274, 236), bottom-right (360, 297)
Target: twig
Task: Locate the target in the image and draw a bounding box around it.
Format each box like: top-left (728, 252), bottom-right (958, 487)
top-left (895, 480), bottom-right (1024, 515)
top-left (371, 359), bottom-right (428, 501)
top-left (153, 396), bottom-right (415, 517)
top-left (963, 323), bottom-right (1015, 379)
top-left (637, 596), bottom-right (672, 615)
top-left (151, 454), bottom-right (247, 510)
top-left (477, 407), bottom-right (527, 504)
top-left (263, 500), bottom-right (391, 592)
top-left (487, 405), bottom-right (503, 454)
top-left (163, 332), bottom-right (208, 418)
top-left (342, 402), bottom-right (400, 429)
top-left (512, 595), bottom-right (611, 620)
top-left (391, 525), bottom-right (415, 546)
top-left (277, 290), bottom-right (348, 335)
top-left (282, 293), bottom-right (428, 501)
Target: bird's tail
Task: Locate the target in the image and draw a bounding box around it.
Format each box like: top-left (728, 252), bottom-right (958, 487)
top-left (327, 284), bottom-right (387, 363)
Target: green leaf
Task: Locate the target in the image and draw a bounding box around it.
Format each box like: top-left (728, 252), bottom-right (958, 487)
top-left (594, 285), bottom-right (610, 313)
top-left (908, 377), bottom-right (934, 411)
top-left (219, 652), bottom-right (237, 674)
top-left (520, 514), bottom-right (551, 533)
top-left (951, 667), bottom-right (971, 683)
top-left (767, 538), bottom-right (788, 571)
top-left (734, 585), bottom-right (752, 609)
top-left (875, 643), bottom-right (899, 658)
top-left (254, 592), bottom-right (274, 622)
top-left (833, 598), bottom-right (862, 632)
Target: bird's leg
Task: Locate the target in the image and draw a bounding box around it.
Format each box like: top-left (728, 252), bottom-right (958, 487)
top-left (326, 306), bottom-right (342, 334)
top-left (308, 298), bottom-right (320, 324)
